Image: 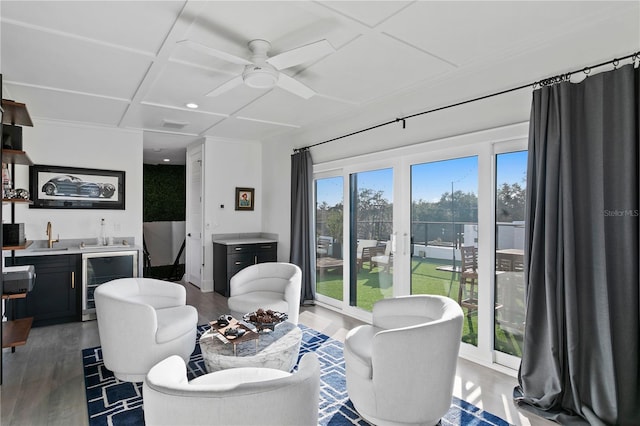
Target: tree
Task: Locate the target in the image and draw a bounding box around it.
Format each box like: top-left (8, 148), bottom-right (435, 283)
top-left (326, 203), bottom-right (343, 242)
top-left (496, 182), bottom-right (526, 222)
top-left (354, 188), bottom-right (392, 240)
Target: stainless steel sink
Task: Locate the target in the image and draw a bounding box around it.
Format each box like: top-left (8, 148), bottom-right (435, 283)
top-left (31, 247), bottom-right (70, 252)
top-left (80, 244), bottom-right (130, 249)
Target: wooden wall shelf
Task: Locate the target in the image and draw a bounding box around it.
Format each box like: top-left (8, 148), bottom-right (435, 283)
top-left (2, 149), bottom-right (33, 166)
top-left (3, 198), bottom-right (33, 204)
top-left (2, 240), bottom-right (33, 251)
top-left (1, 100), bottom-right (33, 127)
top-left (2, 292), bottom-right (28, 300)
top-left (2, 317), bottom-right (33, 349)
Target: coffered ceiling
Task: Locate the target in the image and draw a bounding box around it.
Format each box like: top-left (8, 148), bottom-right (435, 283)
top-left (1, 1), bottom-right (638, 164)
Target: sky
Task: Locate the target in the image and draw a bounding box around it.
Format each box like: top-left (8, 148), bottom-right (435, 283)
top-left (316, 151), bottom-right (527, 207)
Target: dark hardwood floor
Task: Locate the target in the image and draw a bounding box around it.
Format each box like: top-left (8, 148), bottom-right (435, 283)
top-left (1, 281), bottom-right (550, 426)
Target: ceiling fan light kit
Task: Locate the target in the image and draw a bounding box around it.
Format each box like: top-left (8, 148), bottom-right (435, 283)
top-left (182, 37), bottom-right (335, 99)
top-left (243, 65), bottom-right (278, 89)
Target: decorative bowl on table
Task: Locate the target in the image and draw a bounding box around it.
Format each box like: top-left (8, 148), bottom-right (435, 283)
top-left (243, 308), bottom-right (288, 332)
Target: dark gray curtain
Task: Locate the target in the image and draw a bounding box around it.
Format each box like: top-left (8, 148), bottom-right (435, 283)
top-left (514, 63), bottom-right (640, 425)
top-left (290, 149), bottom-right (315, 305)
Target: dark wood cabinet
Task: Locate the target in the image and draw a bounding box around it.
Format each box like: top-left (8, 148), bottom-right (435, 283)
top-left (6, 254), bottom-right (82, 327)
top-left (213, 241), bottom-right (277, 296)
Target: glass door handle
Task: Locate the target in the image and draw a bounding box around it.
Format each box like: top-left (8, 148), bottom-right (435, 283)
top-left (403, 233), bottom-right (408, 256)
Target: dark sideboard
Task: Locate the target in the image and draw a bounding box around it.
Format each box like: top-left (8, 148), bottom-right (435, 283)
top-left (213, 238), bottom-right (277, 296)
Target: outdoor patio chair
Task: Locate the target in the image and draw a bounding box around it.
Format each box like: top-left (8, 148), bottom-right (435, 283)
top-left (371, 241), bottom-right (393, 271)
top-left (458, 245), bottom-right (478, 313)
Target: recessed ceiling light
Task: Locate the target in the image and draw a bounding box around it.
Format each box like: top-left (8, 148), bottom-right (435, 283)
top-left (163, 158), bottom-right (170, 162)
top-left (185, 103), bottom-right (199, 109)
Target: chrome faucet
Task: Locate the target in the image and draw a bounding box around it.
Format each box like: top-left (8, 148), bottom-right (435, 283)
top-left (46, 221), bottom-right (59, 248)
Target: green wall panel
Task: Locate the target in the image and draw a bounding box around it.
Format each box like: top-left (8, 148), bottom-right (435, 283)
top-left (143, 164), bottom-right (185, 222)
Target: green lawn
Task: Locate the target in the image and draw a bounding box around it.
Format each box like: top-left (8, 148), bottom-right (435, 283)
top-left (316, 257), bottom-right (523, 356)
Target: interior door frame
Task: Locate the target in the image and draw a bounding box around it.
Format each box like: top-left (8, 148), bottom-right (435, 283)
top-left (185, 143), bottom-right (203, 288)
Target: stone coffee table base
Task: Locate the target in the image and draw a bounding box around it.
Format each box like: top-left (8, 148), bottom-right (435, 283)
top-left (199, 321), bottom-right (302, 372)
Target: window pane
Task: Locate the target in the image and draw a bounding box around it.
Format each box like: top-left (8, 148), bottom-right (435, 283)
top-left (349, 168), bottom-right (394, 311)
top-left (411, 157), bottom-right (479, 346)
top-left (494, 151), bottom-right (527, 358)
top-left (315, 177), bottom-right (344, 301)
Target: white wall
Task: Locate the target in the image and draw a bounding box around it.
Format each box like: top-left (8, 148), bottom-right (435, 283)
top-left (4, 119), bottom-right (143, 246)
top-left (199, 137), bottom-right (262, 292)
top-left (261, 138), bottom-right (294, 261)
top-left (204, 138), bottom-right (262, 235)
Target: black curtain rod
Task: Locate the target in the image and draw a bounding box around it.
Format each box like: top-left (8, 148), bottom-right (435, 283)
top-left (295, 50), bottom-right (640, 153)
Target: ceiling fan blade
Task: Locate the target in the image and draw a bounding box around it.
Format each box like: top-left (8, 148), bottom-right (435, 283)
top-left (276, 73), bottom-right (315, 99)
top-left (177, 39), bottom-right (252, 65)
top-left (206, 75), bottom-right (244, 97)
top-left (266, 39), bottom-right (335, 70)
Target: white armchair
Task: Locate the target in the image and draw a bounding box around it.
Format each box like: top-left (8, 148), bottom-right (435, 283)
top-left (142, 352), bottom-right (320, 426)
top-left (344, 295), bottom-right (464, 426)
top-left (227, 262), bottom-right (302, 324)
top-left (94, 278), bottom-right (198, 382)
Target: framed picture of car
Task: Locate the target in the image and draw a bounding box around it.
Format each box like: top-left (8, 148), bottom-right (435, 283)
top-left (29, 165), bottom-right (125, 210)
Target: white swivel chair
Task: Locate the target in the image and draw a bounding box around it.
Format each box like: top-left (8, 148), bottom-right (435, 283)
top-left (94, 277), bottom-right (198, 382)
top-left (143, 352), bottom-right (320, 426)
top-left (344, 295), bottom-right (464, 426)
top-left (227, 262), bottom-right (302, 324)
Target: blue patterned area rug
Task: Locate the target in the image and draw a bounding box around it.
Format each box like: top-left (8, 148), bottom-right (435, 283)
top-left (82, 324), bottom-right (512, 426)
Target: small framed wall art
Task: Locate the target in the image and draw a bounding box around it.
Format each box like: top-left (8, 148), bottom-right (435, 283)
top-left (235, 187), bottom-right (254, 211)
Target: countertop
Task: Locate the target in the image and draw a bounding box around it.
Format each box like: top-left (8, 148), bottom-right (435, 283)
top-left (211, 232), bottom-right (278, 246)
top-left (212, 237), bottom-right (277, 245)
top-left (10, 238), bottom-right (140, 257)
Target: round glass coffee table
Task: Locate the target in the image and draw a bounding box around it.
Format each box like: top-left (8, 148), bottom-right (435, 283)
top-left (199, 320), bottom-right (302, 372)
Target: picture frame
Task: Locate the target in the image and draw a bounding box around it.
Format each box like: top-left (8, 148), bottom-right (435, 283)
top-left (235, 187), bottom-right (254, 211)
top-left (29, 165), bottom-right (125, 210)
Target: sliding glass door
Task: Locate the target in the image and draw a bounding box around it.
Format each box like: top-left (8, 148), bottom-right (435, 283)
top-left (494, 150), bottom-right (527, 361)
top-left (349, 168), bottom-right (394, 311)
top-left (315, 176), bottom-right (344, 305)
top-left (313, 126), bottom-right (528, 369)
top-left (410, 156), bottom-right (479, 346)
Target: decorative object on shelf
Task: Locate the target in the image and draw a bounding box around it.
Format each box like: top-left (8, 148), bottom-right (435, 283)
top-left (2, 163), bottom-right (11, 196)
top-left (2, 223), bottom-right (25, 247)
top-left (1, 98), bottom-right (32, 153)
top-left (29, 165), bottom-right (125, 210)
top-left (216, 314), bottom-right (232, 327)
top-left (235, 187), bottom-right (254, 211)
top-left (2, 125), bottom-right (23, 150)
top-left (3, 188), bottom-right (15, 199)
top-left (14, 188), bottom-right (29, 199)
top-left (3, 188), bottom-right (29, 200)
top-left (243, 308), bottom-right (288, 332)
top-left (223, 327), bottom-right (246, 339)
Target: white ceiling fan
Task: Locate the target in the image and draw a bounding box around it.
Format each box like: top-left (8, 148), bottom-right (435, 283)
top-left (178, 38), bottom-right (335, 99)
